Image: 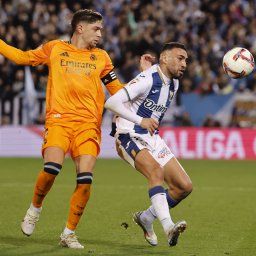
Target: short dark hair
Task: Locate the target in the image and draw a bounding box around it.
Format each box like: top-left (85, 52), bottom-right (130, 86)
top-left (161, 42), bottom-right (186, 53)
top-left (71, 9), bottom-right (103, 35)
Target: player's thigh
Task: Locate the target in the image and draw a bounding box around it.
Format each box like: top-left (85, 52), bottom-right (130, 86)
top-left (163, 157), bottom-right (192, 190)
top-left (74, 153), bottom-right (97, 174)
top-left (42, 125), bottom-right (70, 164)
top-left (116, 134), bottom-right (141, 167)
top-left (43, 146), bottom-right (65, 164)
top-left (116, 133), bottom-right (162, 178)
top-left (135, 149), bottom-right (163, 180)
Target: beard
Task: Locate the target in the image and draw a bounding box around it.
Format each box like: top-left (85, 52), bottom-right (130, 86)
top-left (174, 69), bottom-right (185, 79)
top-left (172, 73), bottom-right (183, 79)
top-left (88, 42), bottom-right (97, 50)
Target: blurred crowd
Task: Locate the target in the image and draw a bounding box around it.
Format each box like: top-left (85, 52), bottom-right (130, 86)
top-left (0, 0), bottom-right (256, 126)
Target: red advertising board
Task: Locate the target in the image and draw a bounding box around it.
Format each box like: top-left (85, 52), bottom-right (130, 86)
top-left (1, 126), bottom-right (256, 159)
top-left (159, 127), bottom-right (256, 160)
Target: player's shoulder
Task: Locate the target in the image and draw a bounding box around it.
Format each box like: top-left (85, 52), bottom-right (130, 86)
top-left (48, 39), bottom-right (80, 48)
top-left (92, 47), bottom-right (109, 56)
top-left (140, 64), bottom-right (158, 77)
top-left (89, 48), bottom-right (112, 63)
top-left (134, 64), bottom-right (157, 82)
top-left (126, 66), bottom-right (156, 89)
top-left (38, 39), bottom-right (63, 50)
top-left (33, 39), bottom-right (60, 52)
top-left (45, 39), bottom-right (63, 46)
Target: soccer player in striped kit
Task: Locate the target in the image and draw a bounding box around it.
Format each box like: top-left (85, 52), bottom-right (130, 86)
top-left (105, 42), bottom-right (193, 247)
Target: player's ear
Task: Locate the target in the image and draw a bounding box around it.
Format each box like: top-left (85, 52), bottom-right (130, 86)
top-left (160, 52), bottom-right (168, 65)
top-left (76, 24), bottom-right (83, 34)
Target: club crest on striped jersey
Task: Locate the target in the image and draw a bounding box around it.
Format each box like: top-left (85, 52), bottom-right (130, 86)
top-left (128, 78), bottom-right (140, 85)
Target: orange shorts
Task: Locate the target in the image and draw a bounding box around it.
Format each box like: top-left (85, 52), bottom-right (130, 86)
top-left (42, 124), bottom-right (101, 158)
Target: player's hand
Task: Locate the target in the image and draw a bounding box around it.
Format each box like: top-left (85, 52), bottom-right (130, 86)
top-left (140, 118), bottom-right (159, 135)
top-left (139, 54), bottom-right (155, 71)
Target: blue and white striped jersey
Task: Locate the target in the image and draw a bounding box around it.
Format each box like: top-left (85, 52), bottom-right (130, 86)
top-left (116, 64), bottom-right (179, 134)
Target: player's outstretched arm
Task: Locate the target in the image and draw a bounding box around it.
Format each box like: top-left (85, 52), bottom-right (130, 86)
top-left (0, 39), bottom-right (31, 65)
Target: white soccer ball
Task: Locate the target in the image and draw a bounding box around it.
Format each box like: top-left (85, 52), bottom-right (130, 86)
top-left (222, 47), bottom-right (255, 79)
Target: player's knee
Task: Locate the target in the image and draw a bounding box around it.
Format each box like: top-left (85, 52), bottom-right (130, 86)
top-left (179, 179), bottom-right (193, 198)
top-left (183, 179), bottom-right (193, 195)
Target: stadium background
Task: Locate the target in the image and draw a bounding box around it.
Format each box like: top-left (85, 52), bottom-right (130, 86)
top-left (0, 1), bottom-right (255, 256)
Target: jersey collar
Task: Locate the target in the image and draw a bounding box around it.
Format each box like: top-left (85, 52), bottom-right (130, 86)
top-left (157, 65), bottom-right (171, 86)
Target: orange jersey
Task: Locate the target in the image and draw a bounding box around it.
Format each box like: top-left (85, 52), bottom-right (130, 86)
top-left (0, 39), bottom-right (123, 128)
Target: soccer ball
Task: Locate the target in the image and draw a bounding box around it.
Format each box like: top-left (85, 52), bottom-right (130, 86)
top-left (222, 47), bottom-right (255, 79)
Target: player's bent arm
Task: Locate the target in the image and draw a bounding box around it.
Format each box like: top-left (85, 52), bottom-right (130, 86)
top-left (0, 39), bottom-right (31, 65)
top-left (105, 88), bottom-right (143, 125)
top-left (105, 89), bottom-right (158, 135)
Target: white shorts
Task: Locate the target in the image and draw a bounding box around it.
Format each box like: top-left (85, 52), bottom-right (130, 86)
top-left (116, 132), bottom-right (174, 168)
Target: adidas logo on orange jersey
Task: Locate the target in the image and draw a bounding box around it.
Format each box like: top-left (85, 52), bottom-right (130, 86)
top-left (60, 52), bottom-right (69, 57)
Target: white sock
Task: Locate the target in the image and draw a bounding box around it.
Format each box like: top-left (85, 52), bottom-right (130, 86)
top-left (63, 227), bottom-right (75, 235)
top-left (140, 205), bottom-right (157, 224)
top-left (150, 193), bottom-right (174, 234)
top-left (30, 203), bottom-right (42, 213)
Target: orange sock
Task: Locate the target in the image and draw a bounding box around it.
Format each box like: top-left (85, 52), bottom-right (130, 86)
top-left (66, 172), bottom-right (93, 230)
top-left (32, 162), bottom-right (62, 208)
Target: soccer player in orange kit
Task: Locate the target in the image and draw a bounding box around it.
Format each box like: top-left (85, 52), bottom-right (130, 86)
top-left (0, 9), bottom-right (153, 249)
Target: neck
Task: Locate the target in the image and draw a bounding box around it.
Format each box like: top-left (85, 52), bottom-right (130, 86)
top-left (71, 35), bottom-right (90, 50)
top-left (159, 63), bottom-right (172, 79)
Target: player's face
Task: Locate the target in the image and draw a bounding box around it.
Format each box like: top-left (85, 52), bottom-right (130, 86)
top-left (165, 48), bottom-right (188, 79)
top-left (78, 21), bottom-right (103, 49)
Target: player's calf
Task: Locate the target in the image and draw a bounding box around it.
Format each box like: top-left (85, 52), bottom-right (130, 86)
top-left (178, 179), bottom-right (193, 198)
top-left (32, 162), bottom-right (62, 207)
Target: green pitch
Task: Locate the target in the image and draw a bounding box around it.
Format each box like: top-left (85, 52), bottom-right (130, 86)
top-left (0, 158), bottom-right (255, 256)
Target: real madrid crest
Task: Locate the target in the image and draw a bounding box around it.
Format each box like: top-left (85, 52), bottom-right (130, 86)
top-left (90, 54), bottom-right (97, 61)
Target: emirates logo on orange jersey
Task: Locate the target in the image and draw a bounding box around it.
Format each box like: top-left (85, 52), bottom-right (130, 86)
top-left (90, 54), bottom-right (97, 61)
